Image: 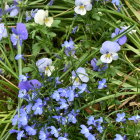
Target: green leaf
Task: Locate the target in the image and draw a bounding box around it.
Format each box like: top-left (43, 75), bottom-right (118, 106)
top-left (22, 67), bottom-right (34, 73)
top-left (51, 20), bottom-right (61, 27)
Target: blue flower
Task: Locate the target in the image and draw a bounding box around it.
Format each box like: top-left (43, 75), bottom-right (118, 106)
top-left (18, 89), bottom-right (27, 99)
top-left (15, 54), bottom-right (24, 60)
top-left (116, 113), bottom-right (126, 122)
top-left (114, 134), bottom-right (126, 140)
top-left (26, 9), bottom-right (38, 22)
top-left (11, 23), bottom-right (28, 46)
top-left (58, 137), bottom-right (68, 140)
top-left (39, 130), bottom-right (47, 140)
top-left (0, 23), bottom-right (7, 40)
top-left (128, 115), bottom-right (140, 123)
top-left (51, 91), bottom-right (60, 101)
top-left (24, 125), bottom-right (36, 135)
top-left (48, 0), bottom-right (54, 6)
top-left (111, 28), bottom-right (127, 45)
top-left (62, 38), bottom-right (75, 56)
top-left (32, 98), bottom-right (43, 115)
top-left (68, 113), bottom-right (77, 124)
top-left (91, 58), bottom-right (108, 72)
top-left (77, 84), bottom-right (87, 94)
top-left (17, 130), bottom-right (25, 140)
top-left (18, 109), bottom-right (28, 126)
top-left (98, 79), bottom-right (107, 89)
top-left (100, 41), bottom-right (121, 63)
top-left (12, 114), bottom-right (18, 126)
top-left (112, 0), bottom-right (120, 6)
top-left (59, 99), bottom-right (69, 110)
top-left (72, 26), bottom-right (78, 34)
top-left (87, 116), bottom-right (96, 126)
top-left (50, 126), bottom-right (59, 138)
top-left (80, 124), bottom-right (90, 137)
top-left (19, 75), bottom-right (27, 82)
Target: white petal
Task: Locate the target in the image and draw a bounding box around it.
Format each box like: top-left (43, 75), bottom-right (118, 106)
top-left (100, 54), bottom-right (113, 63)
top-left (85, 4), bottom-right (92, 11)
top-left (112, 53), bottom-right (118, 60)
top-left (34, 10), bottom-right (47, 25)
top-left (74, 6), bottom-right (86, 15)
top-left (45, 17), bottom-right (54, 27)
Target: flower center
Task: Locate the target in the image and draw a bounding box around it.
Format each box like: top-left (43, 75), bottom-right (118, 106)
top-left (75, 77), bottom-right (80, 82)
top-left (46, 66), bottom-right (49, 71)
top-left (79, 5), bottom-right (85, 9)
top-left (44, 18), bottom-right (49, 23)
top-left (105, 53), bottom-right (112, 58)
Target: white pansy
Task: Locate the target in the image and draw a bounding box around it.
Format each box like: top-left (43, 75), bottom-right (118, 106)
top-left (74, 0), bottom-right (92, 15)
top-left (34, 9), bottom-right (53, 27)
top-left (36, 58), bottom-right (55, 76)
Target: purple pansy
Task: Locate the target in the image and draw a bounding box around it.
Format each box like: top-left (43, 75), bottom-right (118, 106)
top-left (111, 28), bottom-right (127, 45)
top-left (62, 38), bottom-right (76, 56)
top-left (11, 23), bottom-right (28, 46)
top-left (100, 41), bottom-right (121, 63)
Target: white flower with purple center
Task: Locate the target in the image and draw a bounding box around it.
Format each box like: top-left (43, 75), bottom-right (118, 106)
top-left (74, 0), bottom-right (92, 15)
top-left (72, 67), bottom-right (89, 86)
top-left (100, 41), bottom-right (121, 63)
top-left (36, 58), bottom-right (55, 76)
top-left (34, 9), bottom-right (53, 27)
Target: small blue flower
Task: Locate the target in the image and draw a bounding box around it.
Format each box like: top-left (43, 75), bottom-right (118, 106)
top-left (48, 0), bottom-right (54, 6)
top-left (72, 26), bottom-right (78, 34)
top-left (91, 58), bottom-right (108, 72)
top-left (68, 113), bottom-right (77, 124)
top-left (112, 0), bottom-right (120, 6)
top-left (19, 75), bottom-right (27, 81)
top-left (114, 134), bottom-right (126, 140)
top-left (98, 79), bottom-right (107, 89)
top-left (59, 99), bottom-right (69, 110)
top-left (51, 91), bottom-right (60, 101)
top-left (50, 126), bottom-right (59, 138)
top-left (17, 130), bottom-right (25, 140)
top-left (12, 114), bottom-right (18, 126)
top-left (32, 98), bottom-right (43, 115)
top-left (24, 125), bottom-right (36, 135)
top-left (80, 124), bottom-right (90, 138)
top-left (62, 38), bottom-right (75, 56)
top-left (15, 54), bottom-right (24, 60)
top-left (39, 130), bottom-right (47, 140)
top-left (128, 115), bottom-right (140, 123)
top-left (58, 137), bottom-right (68, 140)
top-left (111, 28), bottom-right (127, 45)
top-left (18, 89), bottom-right (27, 98)
top-left (116, 113), bottom-right (126, 122)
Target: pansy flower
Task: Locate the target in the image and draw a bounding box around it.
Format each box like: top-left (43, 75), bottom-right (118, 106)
top-left (74, 0), bottom-right (92, 15)
top-left (34, 9), bottom-right (53, 27)
top-left (100, 41), bottom-right (121, 63)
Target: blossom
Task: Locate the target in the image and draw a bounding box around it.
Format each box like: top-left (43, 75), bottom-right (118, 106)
top-left (17, 130), bottom-right (25, 140)
top-left (34, 9), bottom-right (53, 27)
top-left (111, 28), bottom-right (127, 45)
top-left (15, 54), bottom-right (24, 60)
top-left (36, 58), bottom-right (55, 76)
top-left (0, 23), bottom-right (7, 40)
top-left (112, 0), bottom-right (120, 6)
top-left (50, 126), bottom-right (59, 138)
top-left (24, 125), bottom-right (37, 135)
top-left (116, 113), bottom-right (126, 122)
top-left (11, 23), bottom-right (28, 46)
top-left (100, 41), bottom-right (121, 63)
top-left (51, 91), bottom-right (60, 101)
top-left (91, 58), bottom-right (108, 71)
top-left (98, 79), bottom-right (107, 89)
top-left (114, 134), bottom-right (126, 140)
top-left (39, 130), bottom-right (47, 140)
top-left (74, 0), bottom-right (92, 15)
top-left (72, 67), bottom-right (89, 86)
top-left (26, 9), bottom-right (38, 22)
top-left (128, 115), bottom-right (140, 123)
top-left (19, 75), bottom-right (27, 82)
top-left (62, 38), bottom-right (75, 56)
top-left (18, 89), bottom-right (27, 98)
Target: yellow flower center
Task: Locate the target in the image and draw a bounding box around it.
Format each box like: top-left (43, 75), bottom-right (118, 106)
top-left (44, 18), bottom-right (49, 23)
top-left (80, 5), bottom-right (85, 9)
top-left (46, 66), bottom-right (49, 71)
top-left (75, 77), bottom-right (79, 82)
top-left (105, 53), bottom-right (111, 58)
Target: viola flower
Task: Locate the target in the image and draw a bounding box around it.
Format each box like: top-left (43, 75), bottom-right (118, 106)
top-left (36, 58), bottom-right (55, 76)
top-left (112, 0), bottom-right (120, 6)
top-left (116, 113), bottom-right (126, 122)
top-left (34, 9), bottom-right (53, 27)
top-left (111, 28), bottom-right (127, 45)
top-left (91, 58), bottom-right (108, 72)
top-left (98, 79), bottom-right (107, 89)
top-left (72, 67), bottom-right (89, 86)
top-left (128, 115), bottom-right (140, 123)
top-left (0, 23), bottom-right (8, 40)
top-left (74, 0), bottom-right (92, 15)
top-left (11, 23), bottom-right (28, 46)
top-left (114, 134), bottom-right (126, 140)
top-left (62, 38), bottom-right (76, 56)
top-left (100, 41), bottom-right (121, 63)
